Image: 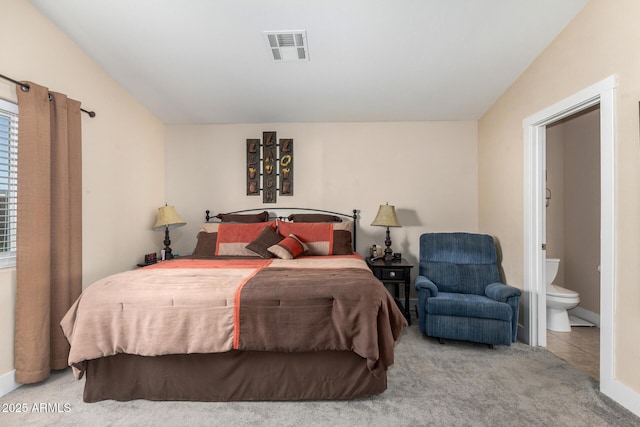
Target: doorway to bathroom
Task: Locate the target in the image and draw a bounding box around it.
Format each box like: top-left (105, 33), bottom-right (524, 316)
top-left (522, 75), bottom-right (616, 397)
top-left (544, 106), bottom-right (601, 380)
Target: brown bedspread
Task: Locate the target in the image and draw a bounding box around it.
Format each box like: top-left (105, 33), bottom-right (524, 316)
top-left (60, 255), bottom-right (406, 379)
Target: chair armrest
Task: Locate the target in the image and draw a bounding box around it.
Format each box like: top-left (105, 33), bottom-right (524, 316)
top-left (414, 275), bottom-right (438, 297)
top-left (485, 282), bottom-right (521, 302)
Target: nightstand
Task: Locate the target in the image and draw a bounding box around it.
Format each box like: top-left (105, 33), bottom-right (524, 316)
top-left (366, 257), bottom-right (414, 324)
top-left (136, 263), bottom-right (156, 268)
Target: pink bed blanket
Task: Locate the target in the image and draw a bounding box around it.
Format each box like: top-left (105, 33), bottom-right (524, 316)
top-left (60, 255), bottom-right (407, 379)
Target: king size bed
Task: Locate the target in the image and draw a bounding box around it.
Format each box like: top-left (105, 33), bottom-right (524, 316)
top-left (61, 209), bottom-right (407, 402)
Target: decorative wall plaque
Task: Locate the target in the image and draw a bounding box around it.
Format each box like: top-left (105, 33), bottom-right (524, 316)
top-left (262, 131), bottom-right (277, 203)
top-left (279, 139), bottom-right (293, 196)
top-left (245, 132), bottom-right (294, 203)
top-left (246, 138), bottom-right (260, 196)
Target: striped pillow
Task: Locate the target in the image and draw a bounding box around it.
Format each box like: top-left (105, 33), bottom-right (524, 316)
top-left (277, 221), bottom-right (353, 255)
top-left (215, 221), bottom-right (276, 256)
top-left (267, 234), bottom-right (308, 259)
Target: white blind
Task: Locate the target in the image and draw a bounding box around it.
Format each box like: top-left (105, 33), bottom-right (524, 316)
top-left (0, 98), bottom-right (18, 268)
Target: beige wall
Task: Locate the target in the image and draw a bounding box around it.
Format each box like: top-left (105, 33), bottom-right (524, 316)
top-left (0, 0), bottom-right (165, 379)
top-left (479, 0), bottom-right (640, 393)
top-left (166, 121), bottom-right (479, 266)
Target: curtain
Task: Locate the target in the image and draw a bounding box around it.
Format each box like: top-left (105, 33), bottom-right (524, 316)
top-left (14, 82), bottom-right (82, 384)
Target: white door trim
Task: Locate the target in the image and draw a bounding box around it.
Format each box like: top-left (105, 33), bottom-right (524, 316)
top-left (522, 75), bottom-right (617, 392)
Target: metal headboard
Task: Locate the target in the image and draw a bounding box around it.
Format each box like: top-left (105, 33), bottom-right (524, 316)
top-left (205, 208), bottom-right (359, 250)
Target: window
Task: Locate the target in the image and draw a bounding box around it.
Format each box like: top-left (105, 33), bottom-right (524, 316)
top-left (0, 98), bottom-right (17, 268)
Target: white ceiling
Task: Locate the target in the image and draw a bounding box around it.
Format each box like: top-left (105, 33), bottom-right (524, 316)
top-left (30, 0), bottom-right (589, 125)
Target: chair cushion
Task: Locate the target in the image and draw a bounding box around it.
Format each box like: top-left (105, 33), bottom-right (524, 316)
top-left (426, 292), bottom-right (513, 322)
top-left (420, 232), bottom-right (497, 264)
top-left (419, 233), bottom-right (500, 295)
top-left (423, 262), bottom-right (499, 295)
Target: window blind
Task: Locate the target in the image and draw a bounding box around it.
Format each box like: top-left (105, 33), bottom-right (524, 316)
top-left (0, 99), bottom-right (18, 268)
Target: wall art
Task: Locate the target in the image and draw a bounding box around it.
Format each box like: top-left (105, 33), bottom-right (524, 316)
top-left (246, 131), bottom-right (294, 203)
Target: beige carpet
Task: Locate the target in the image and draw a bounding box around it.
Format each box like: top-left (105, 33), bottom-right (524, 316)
top-left (1, 325), bottom-right (638, 427)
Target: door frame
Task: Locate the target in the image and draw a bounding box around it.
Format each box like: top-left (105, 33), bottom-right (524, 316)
top-left (522, 75), bottom-right (616, 390)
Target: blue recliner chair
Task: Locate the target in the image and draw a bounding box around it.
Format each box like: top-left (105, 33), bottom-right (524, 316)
top-left (415, 232), bottom-right (521, 347)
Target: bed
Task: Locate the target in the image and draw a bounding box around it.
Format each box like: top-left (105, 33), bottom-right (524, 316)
top-left (61, 208), bottom-right (407, 402)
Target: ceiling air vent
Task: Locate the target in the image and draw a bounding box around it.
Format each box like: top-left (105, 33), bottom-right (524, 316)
top-left (264, 31), bottom-right (309, 61)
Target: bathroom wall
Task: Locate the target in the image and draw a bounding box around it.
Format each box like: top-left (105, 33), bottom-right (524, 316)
top-left (564, 107), bottom-right (600, 314)
top-left (545, 107), bottom-right (601, 315)
top-left (545, 122), bottom-right (566, 285)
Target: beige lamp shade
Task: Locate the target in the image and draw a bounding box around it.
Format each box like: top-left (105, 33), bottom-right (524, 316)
top-left (371, 203), bottom-right (402, 228)
top-left (153, 205), bottom-right (186, 230)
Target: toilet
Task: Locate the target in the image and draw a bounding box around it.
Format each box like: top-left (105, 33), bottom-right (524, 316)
top-left (546, 258), bottom-right (580, 332)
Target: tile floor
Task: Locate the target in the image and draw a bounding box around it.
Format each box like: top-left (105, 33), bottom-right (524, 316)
top-left (547, 326), bottom-right (600, 381)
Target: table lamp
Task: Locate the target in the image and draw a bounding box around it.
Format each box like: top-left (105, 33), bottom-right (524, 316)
top-left (153, 204), bottom-right (186, 260)
top-left (371, 203), bottom-right (402, 261)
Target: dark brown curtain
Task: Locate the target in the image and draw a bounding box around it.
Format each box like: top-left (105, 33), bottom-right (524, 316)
top-left (14, 82), bottom-right (82, 384)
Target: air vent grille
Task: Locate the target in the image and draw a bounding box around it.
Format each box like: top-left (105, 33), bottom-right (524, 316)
top-left (264, 31), bottom-right (309, 61)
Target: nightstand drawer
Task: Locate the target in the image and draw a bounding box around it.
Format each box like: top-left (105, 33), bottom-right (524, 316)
top-left (381, 268), bottom-right (405, 281)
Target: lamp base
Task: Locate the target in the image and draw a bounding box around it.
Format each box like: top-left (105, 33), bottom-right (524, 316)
top-left (163, 226), bottom-right (174, 260)
top-left (383, 227), bottom-right (394, 261)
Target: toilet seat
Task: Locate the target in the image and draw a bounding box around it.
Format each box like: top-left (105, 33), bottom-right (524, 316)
top-left (546, 284), bottom-right (579, 299)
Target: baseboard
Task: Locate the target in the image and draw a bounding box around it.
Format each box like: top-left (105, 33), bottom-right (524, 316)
top-left (602, 378), bottom-right (640, 418)
top-left (569, 306), bottom-right (600, 327)
top-left (0, 369), bottom-right (20, 397)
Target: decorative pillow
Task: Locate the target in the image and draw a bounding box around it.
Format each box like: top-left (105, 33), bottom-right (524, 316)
top-left (332, 224), bottom-right (354, 255)
top-left (277, 221), bottom-right (353, 255)
top-left (287, 213), bottom-right (342, 223)
top-left (191, 231), bottom-right (217, 258)
top-left (245, 226), bottom-right (284, 258)
top-left (200, 223), bottom-right (220, 233)
top-left (267, 234), bottom-right (308, 259)
top-left (215, 211), bottom-right (269, 223)
top-left (215, 221), bottom-right (277, 256)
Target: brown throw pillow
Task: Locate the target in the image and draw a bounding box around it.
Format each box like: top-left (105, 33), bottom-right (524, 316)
top-left (287, 213), bottom-right (342, 223)
top-left (332, 230), bottom-right (353, 255)
top-left (216, 211), bottom-right (270, 223)
top-left (245, 226), bottom-right (284, 258)
top-left (192, 232), bottom-right (217, 258)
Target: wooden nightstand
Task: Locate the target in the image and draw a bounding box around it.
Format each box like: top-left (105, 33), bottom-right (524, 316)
top-left (366, 257), bottom-right (414, 324)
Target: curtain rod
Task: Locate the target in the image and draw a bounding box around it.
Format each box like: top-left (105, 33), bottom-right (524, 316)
top-left (0, 72), bottom-right (96, 118)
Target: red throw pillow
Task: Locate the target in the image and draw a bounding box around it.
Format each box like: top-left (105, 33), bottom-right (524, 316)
top-left (267, 234), bottom-right (308, 259)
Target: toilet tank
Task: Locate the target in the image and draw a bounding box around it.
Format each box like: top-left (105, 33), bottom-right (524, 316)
top-left (545, 258), bottom-right (560, 285)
